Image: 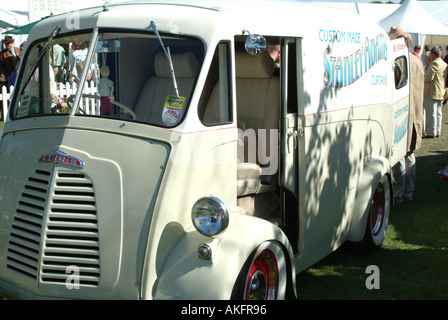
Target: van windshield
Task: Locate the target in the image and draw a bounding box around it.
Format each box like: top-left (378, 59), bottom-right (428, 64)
top-left (12, 31), bottom-right (203, 127)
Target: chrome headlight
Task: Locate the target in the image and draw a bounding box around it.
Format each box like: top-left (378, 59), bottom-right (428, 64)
top-left (191, 196), bottom-right (229, 237)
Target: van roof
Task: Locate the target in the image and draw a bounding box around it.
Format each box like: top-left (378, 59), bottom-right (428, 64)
top-left (26, 0), bottom-right (379, 46)
top-left (108, 0), bottom-right (315, 12)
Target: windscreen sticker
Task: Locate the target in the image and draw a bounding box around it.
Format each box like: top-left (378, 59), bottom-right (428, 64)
top-left (162, 95), bottom-right (186, 126)
top-left (16, 95), bottom-right (32, 118)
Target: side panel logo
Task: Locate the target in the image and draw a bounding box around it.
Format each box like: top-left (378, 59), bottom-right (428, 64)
top-left (38, 150), bottom-right (84, 168)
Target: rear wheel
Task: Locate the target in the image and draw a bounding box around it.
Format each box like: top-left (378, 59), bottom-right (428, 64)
top-left (359, 174), bottom-right (391, 252)
top-left (231, 241), bottom-right (287, 300)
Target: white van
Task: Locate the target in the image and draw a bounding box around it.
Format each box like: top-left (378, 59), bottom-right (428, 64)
top-left (0, 0), bottom-right (409, 300)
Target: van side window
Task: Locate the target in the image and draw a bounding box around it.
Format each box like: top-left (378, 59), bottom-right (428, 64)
top-left (198, 42), bottom-right (232, 125)
top-left (394, 56), bottom-right (408, 89)
top-left (286, 41), bottom-right (298, 114)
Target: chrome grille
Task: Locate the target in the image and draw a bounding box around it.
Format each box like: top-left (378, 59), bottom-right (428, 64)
top-left (40, 170), bottom-right (100, 286)
top-left (6, 169), bottom-right (50, 280)
top-left (6, 168), bottom-right (100, 287)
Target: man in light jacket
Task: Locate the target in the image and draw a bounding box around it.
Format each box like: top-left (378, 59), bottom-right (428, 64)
top-left (424, 46), bottom-right (448, 138)
top-left (389, 26), bottom-right (424, 203)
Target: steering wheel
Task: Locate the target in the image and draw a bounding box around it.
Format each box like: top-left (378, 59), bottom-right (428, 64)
top-left (80, 94), bottom-right (137, 120)
top-left (110, 100), bottom-right (137, 120)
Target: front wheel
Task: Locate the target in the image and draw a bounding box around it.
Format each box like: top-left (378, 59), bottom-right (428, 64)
top-left (231, 241), bottom-right (287, 300)
top-left (359, 174), bottom-right (391, 252)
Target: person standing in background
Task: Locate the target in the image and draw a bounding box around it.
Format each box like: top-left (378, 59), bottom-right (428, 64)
top-left (443, 45), bottom-right (448, 65)
top-left (52, 44), bottom-right (66, 83)
top-left (444, 45), bottom-right (448, 105)
top-left (412, 45), bottom-right (422, 62)
top-left (389, 26), bottom-right (424, 203)
top-left (422, 44), bottom-right (430, 70)
top-left (0, 36), bottom-right (21, 89)
top-left (424, 46), bottom-right (448, 138)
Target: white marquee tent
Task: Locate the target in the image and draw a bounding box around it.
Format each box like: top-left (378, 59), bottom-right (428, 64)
top-left (423, 1), bottom-right (448, 27)
top-left (378, 0), bottom-right (448, 48)
top-left (0, 9), bottom-right (28, 47)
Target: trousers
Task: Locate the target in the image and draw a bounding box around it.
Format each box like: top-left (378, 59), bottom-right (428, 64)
top-left (392, 152), bottom-right (416, 203)
top-left (424, 97), bottom-right (443, 137)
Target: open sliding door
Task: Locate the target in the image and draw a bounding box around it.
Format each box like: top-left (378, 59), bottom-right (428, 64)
top-left (280, 38), bottom-right (304, 255)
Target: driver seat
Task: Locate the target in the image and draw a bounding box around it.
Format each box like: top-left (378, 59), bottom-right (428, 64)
top-left (134, 51), bottom-right (199, 125)
top-left (235, 51), bottom-right (280, 197)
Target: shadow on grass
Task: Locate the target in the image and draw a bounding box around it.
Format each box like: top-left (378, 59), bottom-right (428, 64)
top-left (297, 245), bottom-right (448, 300)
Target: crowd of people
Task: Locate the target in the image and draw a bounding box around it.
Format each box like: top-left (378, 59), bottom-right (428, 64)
top-left (0, 36), bottom-right (93, 118)
top-left (0, 36), bottom-right (90, 90)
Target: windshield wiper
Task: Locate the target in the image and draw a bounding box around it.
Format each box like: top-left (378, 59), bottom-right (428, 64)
top-left (150, 21), bottom-right (179, 98)
top-left (20, 26), bottom-right (61, 95)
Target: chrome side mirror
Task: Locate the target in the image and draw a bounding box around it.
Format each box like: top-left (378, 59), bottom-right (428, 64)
top-left (243, 30), bottom-right (266, 55)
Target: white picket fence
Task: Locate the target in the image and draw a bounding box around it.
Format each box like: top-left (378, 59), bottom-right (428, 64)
top-left (0, 82), bottom-right (98, 122)
top-left (1, 85), bottom-right (13, 123)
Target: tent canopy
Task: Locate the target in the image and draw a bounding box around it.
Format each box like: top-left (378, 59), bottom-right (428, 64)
top-left (0, 8), bottom-right (28, 29)
top-left (0, 19), bottom-right (17, 29)
top-left (2, 21), bottom-right (38, 35)
top-left (378, 0), bottom-right (448, 36)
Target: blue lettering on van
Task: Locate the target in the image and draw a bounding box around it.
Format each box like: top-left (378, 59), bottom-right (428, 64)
top-left (394, 104), bottom-right (409, 143)
top-left (394, 104), bottom-right (409, 119)
top-left (371, 75), bottom-right (387, 86)
top-left (323, 33), bottom-right (388, 88)
top-left (319, 29), bottom-right (361, 44)
top-left (394, 117), bottom-right (408, 143)
top-left (320, 29), bottom-right (346, 43)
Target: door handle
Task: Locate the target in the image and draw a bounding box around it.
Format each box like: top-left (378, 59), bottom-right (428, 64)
top-left (287, 128), bottom-right (303, 151)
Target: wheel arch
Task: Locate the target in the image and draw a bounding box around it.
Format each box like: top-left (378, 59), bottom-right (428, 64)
top-left (230, 239), bottom-right (297, 300)
top-left (151, 211), bottom-right (297, 300)
top-left (348, 156), bottom-right (392, 243)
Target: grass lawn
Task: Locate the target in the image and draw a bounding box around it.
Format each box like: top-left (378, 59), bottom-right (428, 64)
top-left (296, 105), bottom-right (448, 300)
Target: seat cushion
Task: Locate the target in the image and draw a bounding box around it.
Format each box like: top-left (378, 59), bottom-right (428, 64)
top-left (237, 163), bottom-right (262, 196)
top-left (237, 162), bottom-right (262, 180)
